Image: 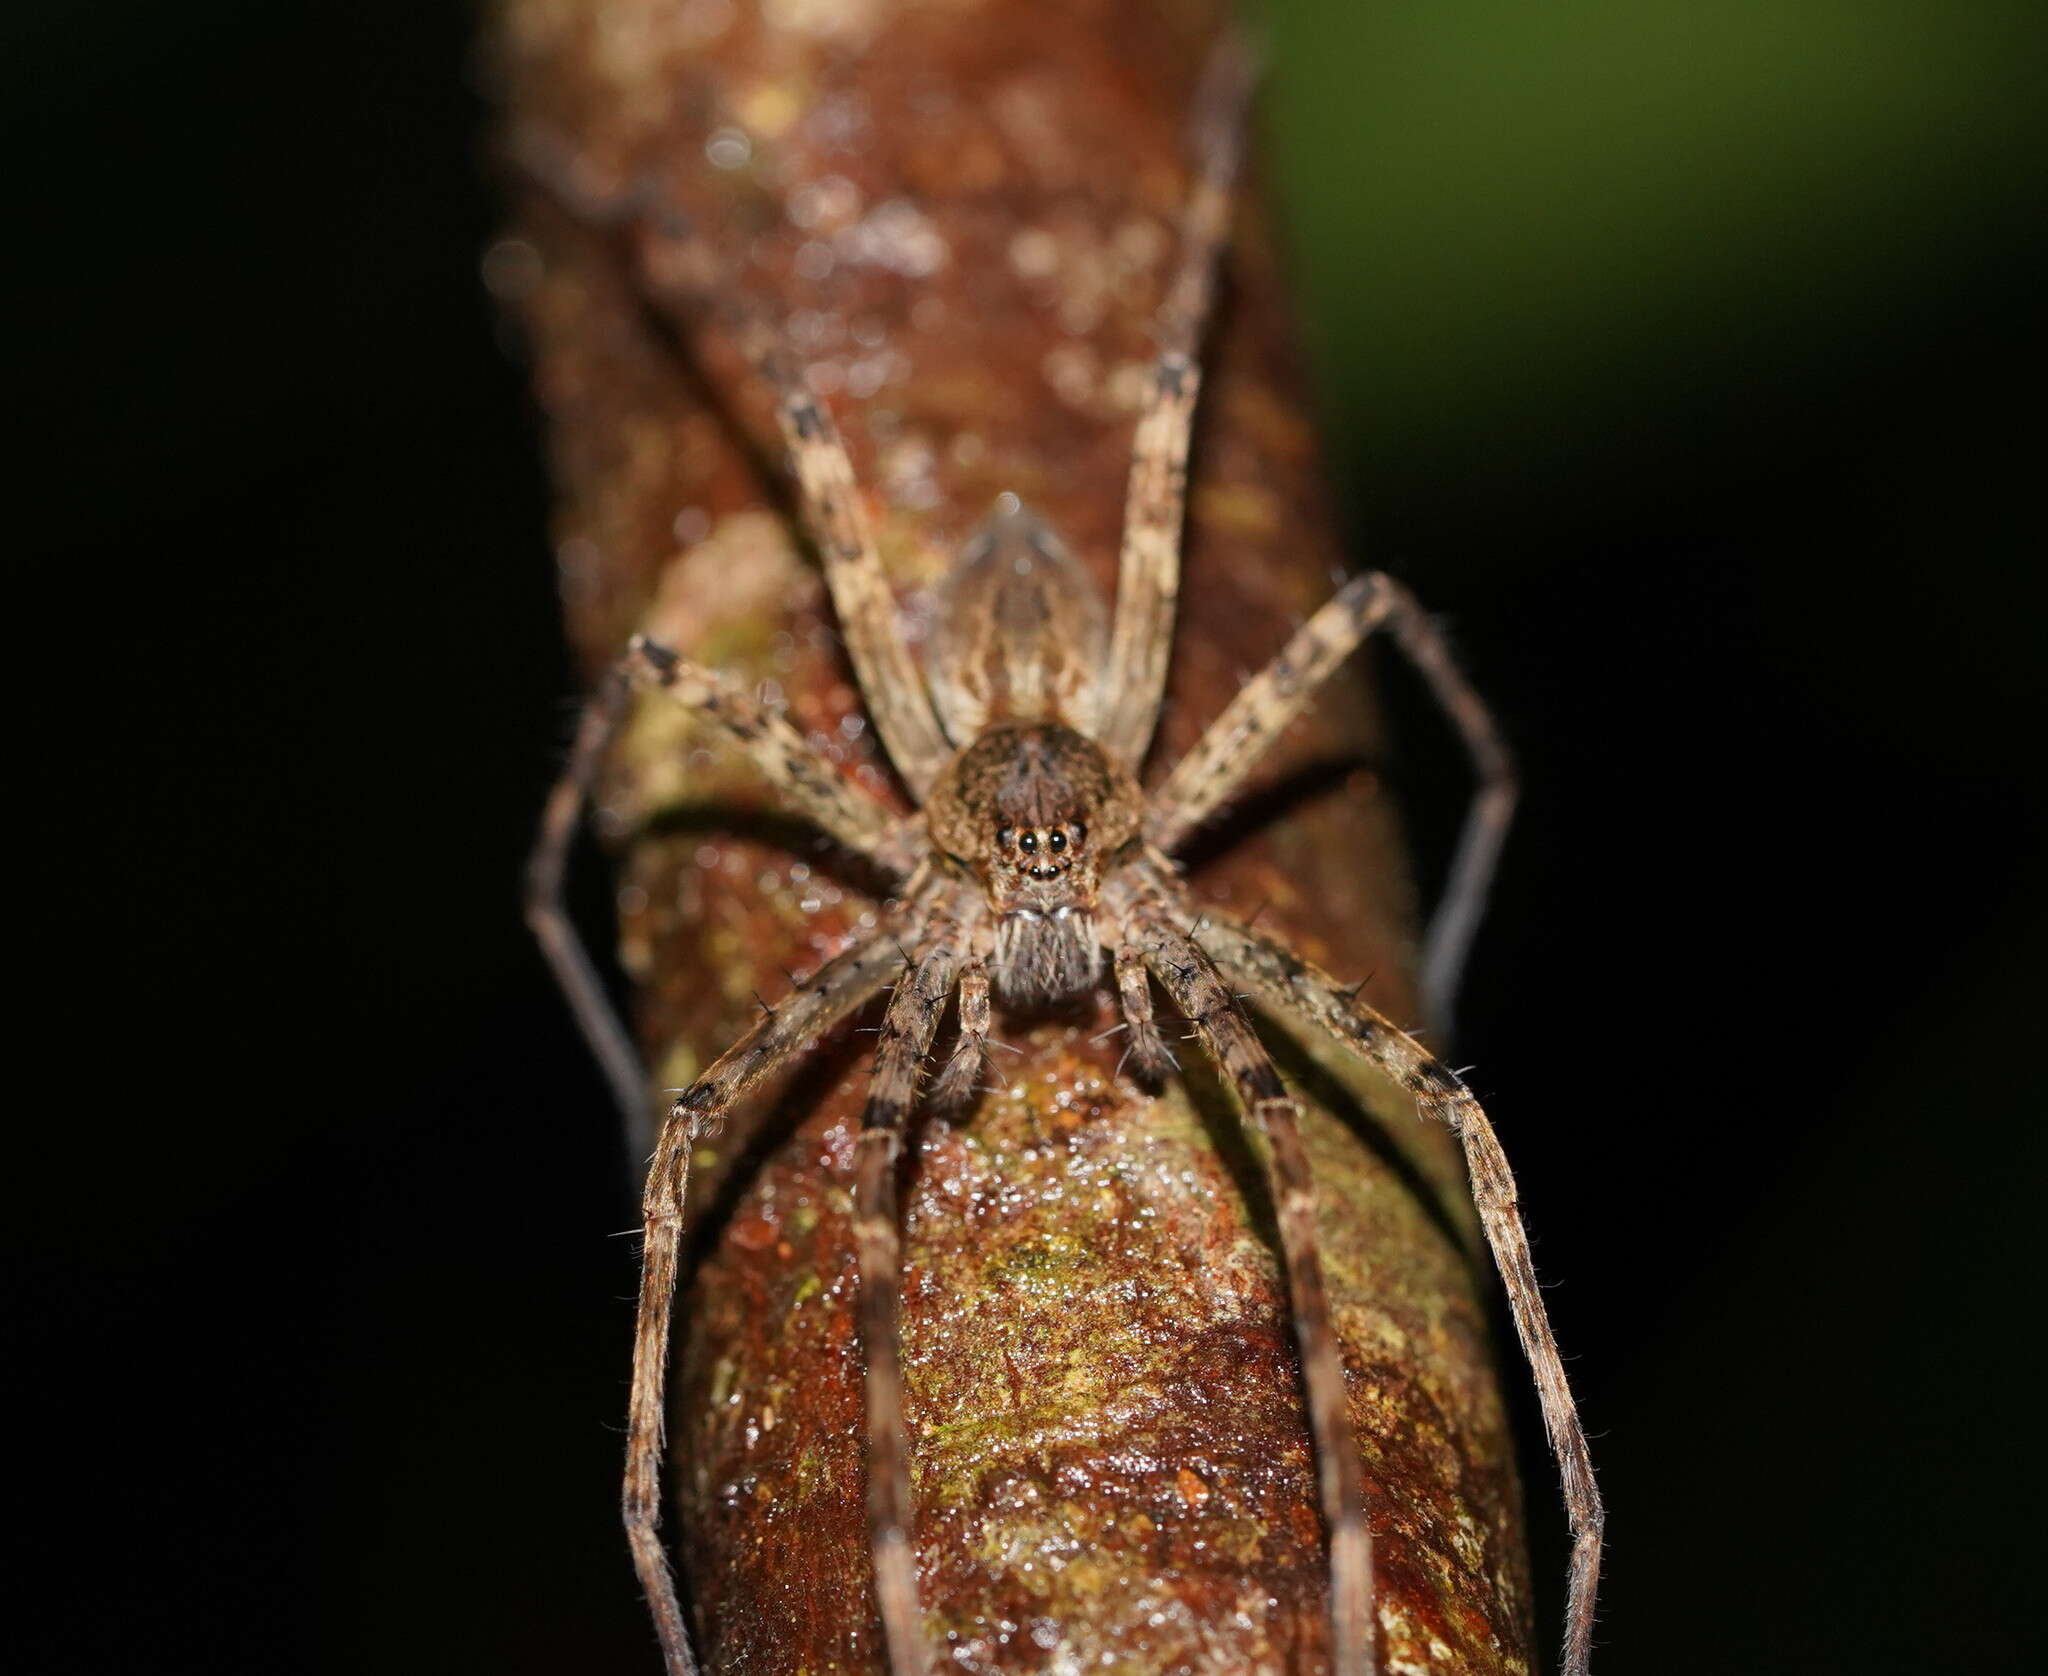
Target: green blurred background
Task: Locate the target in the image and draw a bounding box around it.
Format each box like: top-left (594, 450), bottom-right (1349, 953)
top-left (15, 1), bottom-right (2045, 1671)
top-left (1267, 4), bottom-right (2046, 1668)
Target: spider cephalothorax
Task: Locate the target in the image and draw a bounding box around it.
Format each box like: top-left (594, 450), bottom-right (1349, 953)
top-left (526, 32), bottom-right (1600, 1676)
top-left (926, 720), bottom-right (1141, 1005)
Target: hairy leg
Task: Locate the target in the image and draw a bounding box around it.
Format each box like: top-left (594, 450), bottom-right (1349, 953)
top-left (928, 951), bottom-right (991, 1111)
top-left (525, 637), bottom-right (917, 1155)
top-left (1146, 572), bottom-right (1516, 1034)
top-left (627, 929), bottom-right (914, 1676)
top-left (508, 124), bottom-right (954, 795)
top-left (1190, 905), bottom-right (1602, 1676)
top-left (1112, 940), bottom-right (1178, 1084)
top-left (1136, 911), bottom-right (1378, 1676)
top-left (727, 346), bottom-right (955, 795)
top-left (853, 940), bottom-right (965, 1676)
top-left (1099, 34), bottom-right (1257, 767)
top-left (629, 636), bottom-right (915, 869)
top-left (525, 665), bottom-right (652, 1153)
top-left (1376, 587), bottom-right (1516, 1034)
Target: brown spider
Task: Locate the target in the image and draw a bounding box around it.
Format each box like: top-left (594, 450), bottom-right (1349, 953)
top-left (523, 38), bottom-right (1599, 1676)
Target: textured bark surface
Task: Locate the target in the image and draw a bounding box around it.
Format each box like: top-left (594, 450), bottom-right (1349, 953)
top-left (489, 0), bottom-right (1533, 1670)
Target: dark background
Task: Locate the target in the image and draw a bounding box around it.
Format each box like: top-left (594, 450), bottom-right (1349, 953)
top-left (15, 1), bottom-right (2045, 1672)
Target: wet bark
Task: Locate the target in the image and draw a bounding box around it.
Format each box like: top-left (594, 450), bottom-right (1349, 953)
top-left (488, 0), bottom-right (1534, 1670)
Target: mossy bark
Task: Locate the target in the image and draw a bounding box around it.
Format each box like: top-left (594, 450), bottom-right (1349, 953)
top-left (490, 0), bottom-right (1533, 1669)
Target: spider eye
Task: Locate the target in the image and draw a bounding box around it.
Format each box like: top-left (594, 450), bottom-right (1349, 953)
top-left (1019, 830), bottom-right (1039, 854)
top-left (1070, 822), bottom-right (1086, 846)
top-left (996, 824), bottom-right (1013, 849)
top-left (1047, 829), bottom-right (1066, 853)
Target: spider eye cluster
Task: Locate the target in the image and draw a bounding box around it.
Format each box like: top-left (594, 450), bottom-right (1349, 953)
top-left (994, 822), bottom-right (1085, 859)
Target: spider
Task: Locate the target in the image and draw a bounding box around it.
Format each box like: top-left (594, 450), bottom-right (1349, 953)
top-left (521, 37), bottom-right (1600, 1676)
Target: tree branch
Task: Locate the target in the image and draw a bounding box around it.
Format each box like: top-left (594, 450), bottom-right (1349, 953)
top-left (490, 0), bottom-right (1534, 1668)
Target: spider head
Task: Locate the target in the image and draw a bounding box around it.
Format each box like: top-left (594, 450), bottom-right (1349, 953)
top-left (927, 722), bottom-right (1142, 1006)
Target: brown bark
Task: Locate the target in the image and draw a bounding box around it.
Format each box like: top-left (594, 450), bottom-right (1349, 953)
top-left (488, 1), bottom-right (1533, 1670)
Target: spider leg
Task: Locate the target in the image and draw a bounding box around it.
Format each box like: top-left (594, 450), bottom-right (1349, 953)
top-left (1099, 33), bottom-right (1257, 766)
top-left (509, 125), bottom-right (954, 795)
top-left (525, 664), bottom-right (652, 1154)
top-left (627, 930), bottom-right (910, 1676)
top-left (525, 638), bottom-right (918, 1155)
top-left (1134, 910), bottom-right (1378, 1676)
top-left (628, 636), bottom-right (916, 870)
top-left (1378, 586), bottom-right (1516, 1034)
top-left (735, 347), bottom-right (955, 797)
top-left (1113, 941), bottom-right (1178, 1084)
top-left (929, 950), bottom-right (991, 1112)
top-left (1145, 572), bottom-right (1516, 1035)
top-left (853, 938), bottom-right (965, 1676)
top-left (1189, 905), bottom-right (1602, 1676)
